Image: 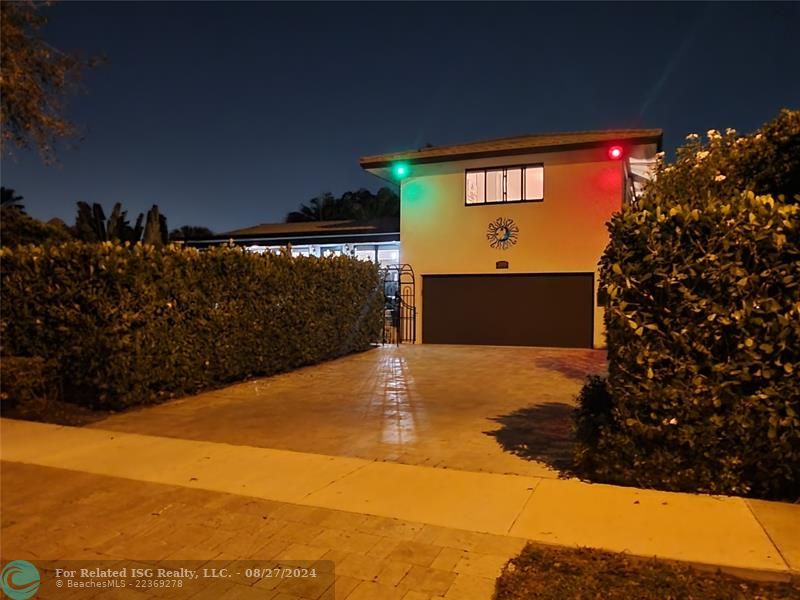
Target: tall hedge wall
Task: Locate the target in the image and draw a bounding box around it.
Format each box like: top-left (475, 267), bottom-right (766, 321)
top-left (1, 243), bottom-right (383, 410)
top-left (576, 110), bottom-right (800, 500)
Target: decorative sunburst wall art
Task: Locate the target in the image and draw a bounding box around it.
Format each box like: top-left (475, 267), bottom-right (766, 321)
top-left (487, 217), bottom-right (519, 250)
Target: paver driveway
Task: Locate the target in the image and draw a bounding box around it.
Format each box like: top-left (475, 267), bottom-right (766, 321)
top-left (92, 345), bottom-right (606, 477)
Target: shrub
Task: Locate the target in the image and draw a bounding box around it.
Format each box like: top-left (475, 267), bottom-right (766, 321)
top-left (0, 355), bottom-right (99, 425)
top-left (0, 356), bottom-right (56, 408)
top-left (575, 110), bottom-right (800, 500)
top-left (635, 109), bottom-right (799, 207)
top-left (572, 376), bottom-right (612, 473)
top-left (0, 242), bottom-right (383, 410)
top-left (1, 206), bottom-right (74, 247)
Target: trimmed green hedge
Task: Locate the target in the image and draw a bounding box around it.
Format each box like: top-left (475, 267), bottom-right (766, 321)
top-left (1, 243), bottom-right (382, 410)
top-left (0, 356), bottom-right (56, 408)
top-left (575, 110), bottom-right (800, 500)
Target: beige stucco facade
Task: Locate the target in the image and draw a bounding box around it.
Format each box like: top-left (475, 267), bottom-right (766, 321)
top-left (396, 144), bottom-right (657, 348)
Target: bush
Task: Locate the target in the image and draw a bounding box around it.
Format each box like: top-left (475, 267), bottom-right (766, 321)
top-left (572, 376), bottom-right (612, 473)
top-left (1, 206), bottom-right (74, 247)
top-left (0, 242), bottom-right (383, 410)
top-left (0, 356), bottom-right (56, 408)
top-left (0, 355), bottom-right (101, 425)
top-left (575, 110), bottom-right (800, 500)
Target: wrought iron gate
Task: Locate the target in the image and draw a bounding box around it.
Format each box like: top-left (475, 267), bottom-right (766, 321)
top-left (382, 264), bottom-right (416, 344)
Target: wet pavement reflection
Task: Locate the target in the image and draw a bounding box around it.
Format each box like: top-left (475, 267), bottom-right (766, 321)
top-left (93, 345), bottom-right (606, 477)
top-left (376, 353), bottom-right (420, 446)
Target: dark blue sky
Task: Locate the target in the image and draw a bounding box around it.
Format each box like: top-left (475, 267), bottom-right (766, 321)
top-left (3, 1), bottom-right (798, 232)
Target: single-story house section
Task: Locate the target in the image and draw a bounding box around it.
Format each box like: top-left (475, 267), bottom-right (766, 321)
top-left (360, 129), bottom-right (662, 349)
top-left (184, 218), bottom-right (400, 267)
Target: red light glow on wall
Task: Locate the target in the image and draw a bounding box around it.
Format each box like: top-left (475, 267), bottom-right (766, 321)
top-left (608, 146), bottom-right (623, 160)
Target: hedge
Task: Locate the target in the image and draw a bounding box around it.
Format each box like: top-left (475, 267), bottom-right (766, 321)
top-left (0, 356), bottom-right (57, 408)
top-left (574, 110), bottom-right (800, 500)
top-left (0, 242), bottom-right (383, 410)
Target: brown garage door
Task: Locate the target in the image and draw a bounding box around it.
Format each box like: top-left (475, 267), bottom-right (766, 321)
top-left (422, 273), bottom-right (593, 348)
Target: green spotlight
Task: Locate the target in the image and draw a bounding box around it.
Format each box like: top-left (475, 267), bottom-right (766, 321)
top-left (392, 163), bottom-right (409, 179)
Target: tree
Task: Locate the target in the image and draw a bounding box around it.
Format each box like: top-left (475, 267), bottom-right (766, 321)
top-left (1, 189), bottom-right (73, 247)
top-left (1, 208), bottom-right (72, 247)
top-left (287, 193), bottom-right (336, 222)
top-left (169, 225), bottom-right (215, 241)
top-left (73, 202), bottom-right (165, 245)
top-left (286, 187), bottom-right (399, 223)
top-left (1, 187), bottom-right (25, 210)
top-left (0, 1), bottom-right (96, 161)
top-left (141, 205), bottom-right (168, 248)
top-left (361, 187), bottom-right (401, 220)
top-left (74, 201), bottom-right (106, 242)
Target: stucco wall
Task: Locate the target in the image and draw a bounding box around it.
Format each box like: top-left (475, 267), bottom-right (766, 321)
top-left (399, 146), bottom-right (638, 348)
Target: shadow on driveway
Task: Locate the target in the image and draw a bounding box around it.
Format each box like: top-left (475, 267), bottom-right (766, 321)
top-left (485, 402), bottom-right (576, 473)
top-left (534, 355), bottom-right (603, 381)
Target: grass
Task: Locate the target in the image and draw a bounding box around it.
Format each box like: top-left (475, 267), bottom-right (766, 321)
top-left (494, 544), bottom-right (800, 600)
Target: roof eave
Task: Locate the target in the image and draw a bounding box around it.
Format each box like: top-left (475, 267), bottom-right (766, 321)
top-left (360, 133), bottom-right (664, 170)
top-left (186, 230), bottom-right (400, 248)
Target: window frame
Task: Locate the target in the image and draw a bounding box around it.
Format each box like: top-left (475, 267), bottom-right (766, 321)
top-left (464, 163), bottom-right (545, 206)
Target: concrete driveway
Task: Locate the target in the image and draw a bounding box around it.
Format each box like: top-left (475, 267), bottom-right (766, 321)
top-left (92, 345), bottom-right (606, 477)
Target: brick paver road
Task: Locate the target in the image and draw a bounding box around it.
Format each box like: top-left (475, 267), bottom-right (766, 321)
top-left (1, 461), bottom-right (525, 599)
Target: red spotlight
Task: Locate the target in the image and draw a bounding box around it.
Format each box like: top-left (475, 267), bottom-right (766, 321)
top-left (608, 145), bottom-right (623, 160)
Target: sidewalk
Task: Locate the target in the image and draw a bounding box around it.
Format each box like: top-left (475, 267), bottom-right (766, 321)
top-left (2, 418), bottom-right (798, 582)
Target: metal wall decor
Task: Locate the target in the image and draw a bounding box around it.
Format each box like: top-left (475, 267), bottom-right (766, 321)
top-left (487, 217), bottom-right (519, 250)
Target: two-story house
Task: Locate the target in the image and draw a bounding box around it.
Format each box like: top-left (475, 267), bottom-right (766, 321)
top-left (360, 129), bottom-right (662, 349)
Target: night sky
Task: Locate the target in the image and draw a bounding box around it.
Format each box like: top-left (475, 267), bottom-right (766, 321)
top-left (3, 1), bottom-right (798, 233)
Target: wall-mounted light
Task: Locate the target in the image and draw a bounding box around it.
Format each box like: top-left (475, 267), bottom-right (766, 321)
top-left (392, 163), bottom-right (410, 179)
top-left (608, 146), bottom-right (623, 160)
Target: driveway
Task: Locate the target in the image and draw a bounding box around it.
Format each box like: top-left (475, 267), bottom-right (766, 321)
top-left (92, 345), bottom-right (606, 477)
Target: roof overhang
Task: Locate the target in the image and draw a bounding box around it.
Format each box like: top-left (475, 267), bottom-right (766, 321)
top-left (185, 229), bottom-right (399, 249)
top-left (359, 129), bottom-right (663, 175)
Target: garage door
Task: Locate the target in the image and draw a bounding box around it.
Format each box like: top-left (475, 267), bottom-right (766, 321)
top-left (422, 273), bottom-right (593, 348)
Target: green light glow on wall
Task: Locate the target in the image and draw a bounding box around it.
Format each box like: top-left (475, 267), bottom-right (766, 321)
top-left (403, 180), bottom-right (424, 202)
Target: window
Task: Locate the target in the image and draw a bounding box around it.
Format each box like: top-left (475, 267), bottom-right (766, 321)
top-left (506, 168), bottom-right (522, 201)
top-left (525, 166), bottom-right (544, 201)
top-left (355, 248), bottom-right (377, 262)
top-left (464, 164), bottom-right (544, 204)
top-left (486, 169), bottom-right (503, 202)
top-left (378, 248), bottom-right (399, 268)
top-left (466, 171), bottom-right (485, 204)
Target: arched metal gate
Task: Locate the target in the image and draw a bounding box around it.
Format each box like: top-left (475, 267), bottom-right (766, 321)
top-left (382, 264), bottom-right (416, 344)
